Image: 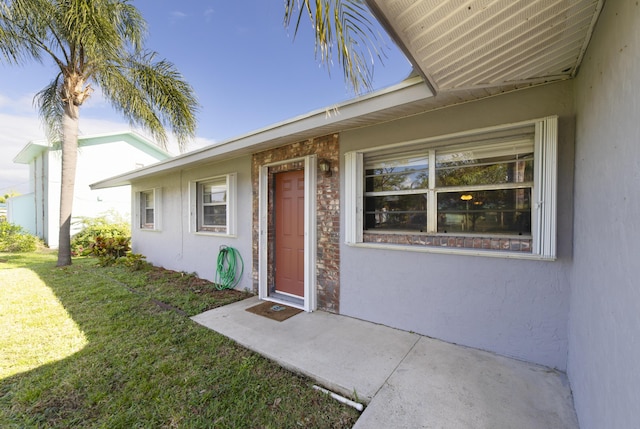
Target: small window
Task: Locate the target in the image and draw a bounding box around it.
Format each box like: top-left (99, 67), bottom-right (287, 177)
top-left (346, 117), bottom-right (558, 259)
top-left (190, 173), bottom-right (237, 235)
top-left (139, 189), bottom-right (160, 230)
top-left (198, 178), bottom-right (227, 231)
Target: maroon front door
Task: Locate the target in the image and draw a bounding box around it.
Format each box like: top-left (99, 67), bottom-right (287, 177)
top-left (274, 170), bottom-right (305, 298)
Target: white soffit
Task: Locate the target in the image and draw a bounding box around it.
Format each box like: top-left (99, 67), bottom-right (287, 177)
top-left (368, 0), bottom-right (604, 92)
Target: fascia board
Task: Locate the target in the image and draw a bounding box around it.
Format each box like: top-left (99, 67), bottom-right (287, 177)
top-left (13, 141), bottom-right (48, 164)
top-left (13, 131), bottom-right (171, 165)
top-left (91, 77), bottom-right (433, 189)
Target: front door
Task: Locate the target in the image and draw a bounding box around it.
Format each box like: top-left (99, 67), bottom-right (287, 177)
top-left (274, 170), bottom-right (305, 298)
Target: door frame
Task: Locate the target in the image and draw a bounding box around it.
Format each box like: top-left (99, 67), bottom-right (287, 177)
top-left (258, 155), bottom-right (317, 312)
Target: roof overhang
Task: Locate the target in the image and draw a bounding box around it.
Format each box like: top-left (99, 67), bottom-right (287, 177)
top-left (366, 0), bottom-right (604, 96)
top-left (92, 76), bottom-right (435, 189)
top-left (13, 130), bottom-right (171, 164)
top-left (13, 140), bottom-right (49, 164)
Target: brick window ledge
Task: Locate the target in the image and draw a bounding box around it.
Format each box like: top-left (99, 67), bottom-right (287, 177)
top-left (363, 231), bottom-right (532, 253)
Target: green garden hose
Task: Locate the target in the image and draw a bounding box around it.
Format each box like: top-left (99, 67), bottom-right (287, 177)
top-left (214, 245), bottom-right (244, 290)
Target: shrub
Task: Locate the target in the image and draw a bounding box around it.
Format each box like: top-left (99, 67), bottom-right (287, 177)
top-left (71, 215), bottom-right (131, 257)
top-left (86, 235), bottom-right (131, 266)
top-left (0, 222), bottom-right (43, 252)
top-left (117, 252), bottom-right (149, 271)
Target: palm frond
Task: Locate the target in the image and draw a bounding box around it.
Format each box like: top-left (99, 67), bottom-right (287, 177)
top-left (34, 75), bottom-right (64, 143)
top-left (96, 51), bottom-right (198, 152)
top-left (0, 0), bottom-right (53, 65)
top-left (284, 0), bottom-right (384, 94)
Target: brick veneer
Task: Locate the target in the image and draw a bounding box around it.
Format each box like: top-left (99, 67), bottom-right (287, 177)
top-left (363, 232), bottom-right (532, 252)
top-left (251, 135), bottom-right (340, 313)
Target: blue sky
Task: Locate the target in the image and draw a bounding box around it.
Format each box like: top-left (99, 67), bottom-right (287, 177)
top-left (0, 1), bottom-right (411, 195)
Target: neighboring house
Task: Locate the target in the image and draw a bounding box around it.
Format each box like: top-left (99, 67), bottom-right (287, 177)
top-left (92, 1), bottom-right (638, 427)
top-left (10, 131), bottom-right (170, 248)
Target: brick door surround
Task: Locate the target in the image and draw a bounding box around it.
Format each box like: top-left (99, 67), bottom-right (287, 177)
top-left (252, 134), bottom-right (340, 313)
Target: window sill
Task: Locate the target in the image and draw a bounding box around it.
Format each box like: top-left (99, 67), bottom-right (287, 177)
top-left (192, 231), bottom-right (236, 238)
top-left (347, 241), bottom-right (556, 261)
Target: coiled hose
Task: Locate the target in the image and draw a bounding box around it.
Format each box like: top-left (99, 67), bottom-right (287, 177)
top-left (214, 245), bottom-right (244, 290)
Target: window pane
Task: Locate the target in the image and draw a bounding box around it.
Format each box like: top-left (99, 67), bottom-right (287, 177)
top-left (365, 156), bottom-right (428, 191)
top-left (203, 205), bottom-right (227, 226)
top-left (203, 187), bottom-right (226, 204)
top-left (436, 143), bottom-right (533, 187)
top-left (437, 189), bottom-right (531, 234)
top-left (140, 191), bottom-right (154, 227)
top-left (145, 208), bottom-right (154, 224)
top-left (365, 194), bottom-right (427, 231)
top-left (144, 192), bottom-right (154, 207)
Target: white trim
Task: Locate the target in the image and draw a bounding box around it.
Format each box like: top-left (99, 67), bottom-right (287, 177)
top-left (188, 173), bottom-right (237, 236)
top-left (137, 188), bottom-right (162, 231)
top-left (258, 155), bottom-right (318, 312)
top-left (304, 155), bottom-right (318, 312)
top-left (533, 116), bottom-right (558, 258)
top-left (258, 165), bottom-right (268, 302)
top-left (344, 152), bottom-right (363, 244)
top-left (227, 172), bottom-right (238, 236)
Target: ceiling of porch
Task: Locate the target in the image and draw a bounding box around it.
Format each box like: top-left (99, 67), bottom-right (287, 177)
top-left (367, 0), bottom-right (604, 95)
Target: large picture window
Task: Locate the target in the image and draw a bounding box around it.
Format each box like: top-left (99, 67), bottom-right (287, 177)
top-left (190, 173), bottom-right (237, 235)
top-left (364, 140), bottom-right (533, 235)
top-left (346, 117), bottom-right (558, 259)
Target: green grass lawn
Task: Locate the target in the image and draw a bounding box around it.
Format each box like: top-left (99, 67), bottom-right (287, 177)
top-left (0, 251), bottom-right (359, 428)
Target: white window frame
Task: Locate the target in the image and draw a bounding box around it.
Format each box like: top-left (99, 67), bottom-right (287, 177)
top-left (137, 188), bottom-right (161, 231)
top-left (189, 173), bottom-right (237, 236)
top-left (345, 116), bottom-right (558, 260)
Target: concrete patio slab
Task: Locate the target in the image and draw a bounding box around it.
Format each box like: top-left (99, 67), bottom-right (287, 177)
top-left (353, 336), bottom-right (578, 429)
top-left (191, 296), bottom-right (420, 402)
top-left (192, 297), bottom-right (578, 428)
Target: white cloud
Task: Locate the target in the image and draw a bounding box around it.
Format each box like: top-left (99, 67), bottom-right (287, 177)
top-left (204, 8), bottom-right (215, 22)
top-left (0, 93), bottom-right (10, 108)
top-left (0, 91), bottom-right (40, 114)
top-left (170, 10), bottom-right (188, 23)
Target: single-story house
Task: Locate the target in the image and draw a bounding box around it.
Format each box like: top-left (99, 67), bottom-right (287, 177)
top-left (92, 1), bottom-right (638, 427)
top-left (10, 131), bottom-right (170, 247)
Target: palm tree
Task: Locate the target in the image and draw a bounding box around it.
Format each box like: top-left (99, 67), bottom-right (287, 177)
top-left (0, 0), bottom-right (198, 266)
top-left (284, 0), bottom-right (383, 94)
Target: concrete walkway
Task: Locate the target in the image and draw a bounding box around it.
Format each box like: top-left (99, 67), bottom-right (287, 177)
top-left (192, 297), bottom-right (578, 428)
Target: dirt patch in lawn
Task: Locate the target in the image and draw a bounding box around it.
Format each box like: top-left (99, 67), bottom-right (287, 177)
top-left (144, 266), bottom-right (253, 314)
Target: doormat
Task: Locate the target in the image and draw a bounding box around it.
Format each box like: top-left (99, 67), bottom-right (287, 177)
top-left (245, 301), bottom-right (303, 322)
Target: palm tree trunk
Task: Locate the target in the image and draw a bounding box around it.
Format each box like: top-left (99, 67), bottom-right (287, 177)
top-left (56, 102), bottom-right (79, 266)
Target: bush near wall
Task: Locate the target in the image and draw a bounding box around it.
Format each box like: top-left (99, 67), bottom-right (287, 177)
top-left (71, 216), bottom-right (131, 257)
top-left (0, 223), bottom-right (43, 252)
